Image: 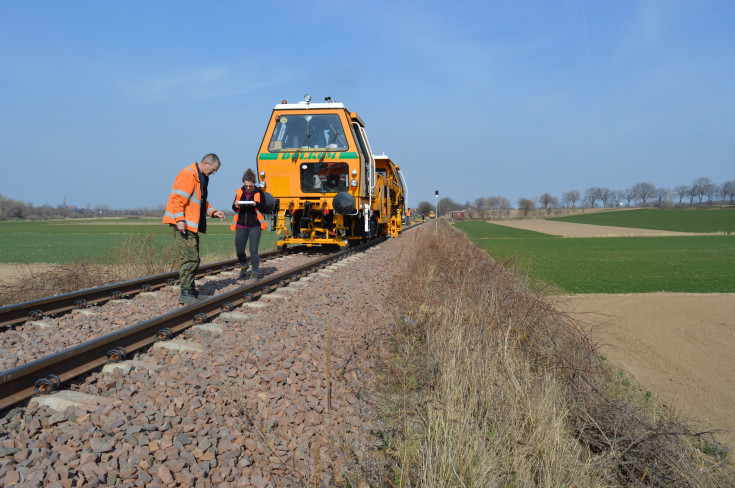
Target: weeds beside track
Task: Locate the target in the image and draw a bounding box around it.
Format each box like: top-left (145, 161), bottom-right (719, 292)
top-left (375, 222), bottom-right (733, 487)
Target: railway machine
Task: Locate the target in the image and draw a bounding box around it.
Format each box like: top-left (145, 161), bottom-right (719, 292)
top-left (256, 95), bottom-right (407, 249)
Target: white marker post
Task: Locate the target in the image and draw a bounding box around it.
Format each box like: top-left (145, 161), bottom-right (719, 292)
top-left (435, 190), bottom-right (439, 231)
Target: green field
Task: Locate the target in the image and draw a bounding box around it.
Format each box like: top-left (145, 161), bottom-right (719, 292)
top-left (549, 208), bottom-right (735, 233)
top-left (454, 221), bottom-right (735, 294)
top-left (453, 221), bottom-right (556, 239)
top-left (0, 219), bottom-right (278, 264)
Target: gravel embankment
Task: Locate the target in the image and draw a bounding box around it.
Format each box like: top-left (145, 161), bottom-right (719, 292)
top-left (0, 230), bottom-right (418, 487)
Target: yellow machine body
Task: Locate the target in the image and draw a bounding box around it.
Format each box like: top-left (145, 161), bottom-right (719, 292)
top-left (256, 97), bottom-right (406, 249)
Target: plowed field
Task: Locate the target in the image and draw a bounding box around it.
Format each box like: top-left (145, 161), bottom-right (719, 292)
top-left (490, 218), bottom-right (735, 449)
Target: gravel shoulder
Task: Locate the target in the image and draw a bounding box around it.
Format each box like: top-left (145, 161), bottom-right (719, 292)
top-left (0, 236), bottom-right (415, 486)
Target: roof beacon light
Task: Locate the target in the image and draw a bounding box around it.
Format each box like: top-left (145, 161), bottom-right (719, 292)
top-left (281, 100), bottom-right (287, 104)
top-left (304, 94), bottom-right (312, 103)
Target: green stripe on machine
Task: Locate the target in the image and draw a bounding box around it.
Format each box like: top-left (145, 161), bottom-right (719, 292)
top-left (258, 153), bottom-right (278, 160)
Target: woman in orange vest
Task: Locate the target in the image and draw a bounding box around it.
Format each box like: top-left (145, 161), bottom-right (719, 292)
top-left (231, 168), bottom-right (268, 280)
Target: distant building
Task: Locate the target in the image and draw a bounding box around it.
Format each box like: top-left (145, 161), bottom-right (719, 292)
top-left (452, 211), bottom-right (465, 220)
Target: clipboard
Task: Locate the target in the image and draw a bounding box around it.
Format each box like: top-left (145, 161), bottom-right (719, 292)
top-left (236, 201), bottom-right (256, 205)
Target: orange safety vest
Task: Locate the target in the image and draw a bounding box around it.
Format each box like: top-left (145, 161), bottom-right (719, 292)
top-left (230, 188), bottom-right (268, 231)
top-left (162, 162), bottom-right (217, 233)
top-left (406, 208), bottom-right (411, 217)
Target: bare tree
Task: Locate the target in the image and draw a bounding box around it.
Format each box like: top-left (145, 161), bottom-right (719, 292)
top-left (623, 188), bottom-right (636, 207)
top-left (437, 197), bottom-right (462, 214)
top-left (599, 188), bottom-right (613, 207)
top-left (517, 198), bottom-right (535, 219)
top-left (417, 201), bottom-right (434, 216)
top-left (497, 196), bottom-right (511, 219)
top-left (723, 180), bottom-right (735, 205)
top-left (632, 182), bottom-right (656, 207)
top-left (656, 187), bottom-right (670, 207)
top-left (562, 190), bottom-right (580, 208)
top-left (687, 187), bottom-right (695, 206)
top-left (473, 197), bottom-right (487, 219)
top-left (719, 183), bottom-right (729, 205)
top-left (691, 177), bottom-right (711, 205)
top-left (704, 182), bottom-right (718, 204)
top-left (538, 193), bottom-right (556, 213)
top-left (584, 187), bottom-right (601, 208)
top-left (674, 185), bottom-right (689, 206)
top-left (613, 190), bottom-right (625, 207)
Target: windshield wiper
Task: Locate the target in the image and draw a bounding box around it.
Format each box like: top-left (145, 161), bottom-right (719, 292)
top-left (292, 125), bottom-right (312, 162)
top-left (320, 123), bottom-right (342, 162)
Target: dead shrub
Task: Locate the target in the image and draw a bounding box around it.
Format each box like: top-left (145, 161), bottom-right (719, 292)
top-left (0, 232), bottom-right (179, 306)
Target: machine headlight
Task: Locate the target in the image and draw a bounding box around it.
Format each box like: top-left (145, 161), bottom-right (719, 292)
top-left (350, 179), bottom-right (358, 187)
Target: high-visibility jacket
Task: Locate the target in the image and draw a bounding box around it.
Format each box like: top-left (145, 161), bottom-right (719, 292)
top-left (162, 162), bottom-right (218, 233)
top-left (406, 208), bottom-right (411, 217)
top-left (231, 188), bottom-right (268, 231)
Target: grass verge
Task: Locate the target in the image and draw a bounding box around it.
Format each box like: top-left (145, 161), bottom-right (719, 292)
top-left (369, 222), bottom-right (733, 486)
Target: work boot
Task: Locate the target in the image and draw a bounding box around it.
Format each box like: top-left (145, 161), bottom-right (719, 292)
top-left (179, 289), bottom-right (204, 305)
top-left (239, 266), bottom-right (250, 280)
top-left (252, 270), bottom-right (262, 281)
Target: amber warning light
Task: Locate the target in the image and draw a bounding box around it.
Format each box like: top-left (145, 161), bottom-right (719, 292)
top-left (281, 100), bottom-right (287, 104)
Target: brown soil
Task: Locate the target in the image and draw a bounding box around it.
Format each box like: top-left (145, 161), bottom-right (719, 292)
top-left (488, 218), bottom-right (708, 237)
top-left (555, 293), bottom-right (735, 450)
top-left (488, 218), bottom-right (735, 450)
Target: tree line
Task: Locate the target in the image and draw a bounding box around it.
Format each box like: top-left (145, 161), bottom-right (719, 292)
top-left (415, 176), bottom-right (734, 219)
top-left (0, 194), bottom-right (165, 220)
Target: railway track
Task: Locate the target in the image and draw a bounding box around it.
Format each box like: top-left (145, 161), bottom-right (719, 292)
top-left (0, 238), bottom-right (385, 412)
top-left (0, 251), bottom-right (287, 330)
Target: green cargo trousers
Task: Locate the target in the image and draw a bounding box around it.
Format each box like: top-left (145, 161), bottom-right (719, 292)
top-left (172, 225), bottom-right (200, 291)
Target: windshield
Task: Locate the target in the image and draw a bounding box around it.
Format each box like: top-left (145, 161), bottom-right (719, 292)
top-left (268, 114), bottom-right (348, 152)
top-left (300, 162), bottom-right (349, 193)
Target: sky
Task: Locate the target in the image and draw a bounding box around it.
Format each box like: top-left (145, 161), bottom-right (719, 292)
top-left (1, 0), bottom-right (733, 210)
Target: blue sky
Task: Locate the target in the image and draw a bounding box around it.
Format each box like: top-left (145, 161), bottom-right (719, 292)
top-left (1, 1), bottom-right (733, 210)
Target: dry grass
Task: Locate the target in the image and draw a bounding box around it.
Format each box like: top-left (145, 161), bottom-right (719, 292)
top-left (372, 222), bottom-right (733, 487)
top-left (0, 233), bottom-right (203, 306)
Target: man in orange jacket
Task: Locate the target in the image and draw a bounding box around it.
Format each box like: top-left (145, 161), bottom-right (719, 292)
top-left (163, 153), bottom-right (225, 304)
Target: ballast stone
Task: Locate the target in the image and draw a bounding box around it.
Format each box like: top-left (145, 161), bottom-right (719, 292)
top-left (192, 323), bottom-right (223, 334)
top-left (29, 320), bottom-right (52, 329)
top-left (151, 339), bottom-right (204, 353)
top-left (102, 359), bottom-right (162, 375)
top-left (220, 311), bottom-right (249, 323)
top-left (30, 390), bottom-right (113, 413)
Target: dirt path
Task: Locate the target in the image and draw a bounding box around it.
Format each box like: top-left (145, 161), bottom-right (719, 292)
top-left (488, 218), bottom-right (707, 237)
top-left (556, 293), bottom-right (735, 450)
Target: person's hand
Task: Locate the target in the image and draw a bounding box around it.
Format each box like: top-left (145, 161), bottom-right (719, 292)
top-left (176, 221), bottom-right (186, 232)
top-left (213, 210), bottom-right (225, 221)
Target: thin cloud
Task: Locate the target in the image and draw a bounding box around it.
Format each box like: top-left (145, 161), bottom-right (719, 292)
top-left (117, 65), bottom-right (279, 103)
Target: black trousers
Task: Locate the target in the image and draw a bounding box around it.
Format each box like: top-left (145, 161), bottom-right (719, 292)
top-left (235, 226), bottom-right (261, 272)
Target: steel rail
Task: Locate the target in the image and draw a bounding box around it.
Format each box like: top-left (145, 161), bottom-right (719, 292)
top-left (0, 250), bottom-right (282, 330)
top-left (0, 238), bottom-right (385, 411)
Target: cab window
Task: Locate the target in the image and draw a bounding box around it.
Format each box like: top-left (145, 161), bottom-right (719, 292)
top-left (300, 162), bottom-right (349, 193)
top-left (268, 114), bottom-right (348, 152)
